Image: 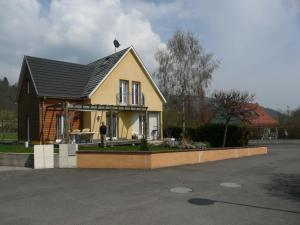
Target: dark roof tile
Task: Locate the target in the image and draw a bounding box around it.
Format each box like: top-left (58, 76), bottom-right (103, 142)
top-left (81, 47), bottom-right (129, 97)
top-left (24, 47), bottom-right (129, 99)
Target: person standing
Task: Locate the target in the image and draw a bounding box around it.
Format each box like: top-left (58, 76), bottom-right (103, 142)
top-left (99, 122), bottom-right (107, 147)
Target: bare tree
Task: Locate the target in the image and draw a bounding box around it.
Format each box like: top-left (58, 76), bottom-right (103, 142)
top-left (155, 30), bottom-right (219, 133)
top-left (211, 90), bottom-right (255, 147)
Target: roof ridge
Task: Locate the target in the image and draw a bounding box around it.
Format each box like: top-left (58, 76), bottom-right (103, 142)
top-left (25, 55), bottom-right (89, 67)
top-left (87, 47), bottom-right (130, 65)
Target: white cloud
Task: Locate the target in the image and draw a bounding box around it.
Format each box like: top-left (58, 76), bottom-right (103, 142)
top-left (164, 0), bottom-right (300, 110)
top-left (122, 0), bottom-right (184, 19)
top-left (0, 0), bottom-right (165, 83)
top-left (1, 0), bottom-right (299, 109)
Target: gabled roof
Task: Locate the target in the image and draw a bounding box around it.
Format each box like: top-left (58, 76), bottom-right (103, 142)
top-left (17, 46), bottom-right (166, 102)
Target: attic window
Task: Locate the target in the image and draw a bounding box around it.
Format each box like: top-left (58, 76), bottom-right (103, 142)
top-left (27, 79), bottom-right (30, 94)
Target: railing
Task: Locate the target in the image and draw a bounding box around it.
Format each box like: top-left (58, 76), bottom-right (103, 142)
top-left (116, 92), bottom-right (145, 106)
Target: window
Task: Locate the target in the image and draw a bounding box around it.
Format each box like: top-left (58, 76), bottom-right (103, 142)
top-left (119, 80), bottom-right (129, 105)
top-left (106, 113), bottom-right (118, 139)
top-left (139, 115), bottom-right (145, 136)
top-left (26, 79), bottom-right (30, 94)
top-left (132, 82), bottom-right (140, 105)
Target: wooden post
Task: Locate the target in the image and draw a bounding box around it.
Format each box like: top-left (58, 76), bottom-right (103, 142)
top-left (64, 102), bottom-right (70, 143)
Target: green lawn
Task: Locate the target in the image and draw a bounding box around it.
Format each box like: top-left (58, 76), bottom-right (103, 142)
top-left (0, 144), bottom-right (33, 153)
top-left (0, 132), bottom-right (17, 141)
top-left (0, 143), bottom-right (175, 153)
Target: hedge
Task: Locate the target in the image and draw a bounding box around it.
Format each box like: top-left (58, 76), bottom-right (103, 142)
top-left (164, 124), bottom-right (248, 147)
top-left (278, 127), bottom-right (300, 139)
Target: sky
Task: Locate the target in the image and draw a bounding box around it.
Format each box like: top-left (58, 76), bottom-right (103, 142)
top-left (0, 0), bottom-right (299, 111)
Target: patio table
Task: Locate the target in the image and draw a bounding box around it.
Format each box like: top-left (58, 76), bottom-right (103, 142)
top-left (69, 131), bottom-right (96, 143)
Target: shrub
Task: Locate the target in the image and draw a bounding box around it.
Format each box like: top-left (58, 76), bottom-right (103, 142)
top-left (163, 127), bottom-right (182, 139)
top-left (140, 137), bottom-right (149, 151)
top-left (202, 141), bottom-right (211, 148)
top-left (164, 124), bottom-right (248, 147)
top-left (193, 124), bottom-right (248, 147)
top-left (278, 127), bottom-right (300, 139)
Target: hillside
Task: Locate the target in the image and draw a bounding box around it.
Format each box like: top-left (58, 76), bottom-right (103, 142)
top-left (262, 107), bottom-right (285, 120)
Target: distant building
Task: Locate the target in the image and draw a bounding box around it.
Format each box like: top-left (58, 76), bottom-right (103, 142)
top-left (211, 103), bottom-right (279, 139)
top-left (243, 103), bottom-right (279, 139)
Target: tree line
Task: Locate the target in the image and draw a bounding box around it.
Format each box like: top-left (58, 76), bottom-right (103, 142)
top-left (0, 76), bottom-right (17, 121)
top-left (0, 77), bottom-right (17, 111)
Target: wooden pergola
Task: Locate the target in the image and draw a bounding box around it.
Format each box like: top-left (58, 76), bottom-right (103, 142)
top-left (46, 102), bottom-right (148, 143)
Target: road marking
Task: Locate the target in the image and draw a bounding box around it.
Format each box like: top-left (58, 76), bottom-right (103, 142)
top-left (220, 182), bottom-right (241, 188)
top-left (170, 186), bottom-right (193, 194)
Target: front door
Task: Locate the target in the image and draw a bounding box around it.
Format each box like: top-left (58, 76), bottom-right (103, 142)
top-left (106, 113), bottom-right (118, 140)
top-left (148, 112), bottom-right (159, 140)
top-left (132, 113), bottom-right (146, 139)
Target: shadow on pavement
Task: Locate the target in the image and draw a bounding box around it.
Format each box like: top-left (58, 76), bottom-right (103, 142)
top-left (264, 173), bottom-right (300, 202)
top-left (188, 198), bottom-right (300, 215)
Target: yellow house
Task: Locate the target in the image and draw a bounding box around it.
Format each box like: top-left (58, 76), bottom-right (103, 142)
top-left (83, 46), bottom-right (166, 140)
top-left (17, 46), bottom-right (166, 143)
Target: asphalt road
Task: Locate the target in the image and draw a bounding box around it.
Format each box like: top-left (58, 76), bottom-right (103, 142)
top-left (0, 144), bottom-right (299, 225)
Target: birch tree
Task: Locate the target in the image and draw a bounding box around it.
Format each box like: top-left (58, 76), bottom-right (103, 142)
top-left (155, 30), bottom-right (219, 133)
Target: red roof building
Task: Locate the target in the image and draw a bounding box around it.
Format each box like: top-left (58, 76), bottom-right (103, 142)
top-left (242, 103), bottom-right (279, 139)
top-left (243, 103), bottom-right (279, 128)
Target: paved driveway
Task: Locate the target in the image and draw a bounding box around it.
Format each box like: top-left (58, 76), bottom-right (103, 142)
top-left (0, 144), bottom-right (299, 225)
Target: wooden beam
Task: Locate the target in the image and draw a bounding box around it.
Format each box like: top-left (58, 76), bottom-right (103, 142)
top-left (46, 103), bottom-right (148, 112)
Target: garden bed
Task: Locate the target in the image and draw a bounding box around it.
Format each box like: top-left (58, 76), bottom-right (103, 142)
top-left (77, 146), bottom-right (268, 169)
top-left (78, 144), bottom-right (174, 152)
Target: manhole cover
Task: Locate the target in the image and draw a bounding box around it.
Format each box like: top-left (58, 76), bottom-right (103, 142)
top-left (220, 182), bottom-right (241, 188)
top-left (170, 186), bottom-right (193, 194)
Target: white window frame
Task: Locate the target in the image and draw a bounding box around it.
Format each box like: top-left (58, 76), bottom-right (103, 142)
top-left (139, 115), bottom-right (145, 137)
top-left (132, 82), bottom-right (140, 105)
top-left (119, 80), bottom-right (129, 105)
